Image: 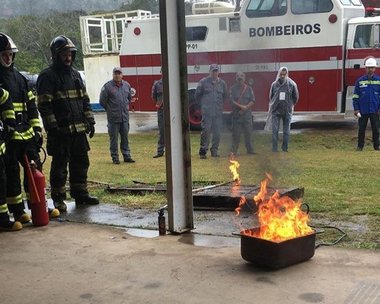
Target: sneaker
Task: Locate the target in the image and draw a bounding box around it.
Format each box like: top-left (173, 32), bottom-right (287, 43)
top-left (53, 201), bottom-right (67, 212)
top-left (14, 211), bottom-right (31, 224)
top-left (112, 159), bottom-right (120, 164)
top-left (75, 195), bottom-right (99, 206)
top-left (153, 153), bottom-right (164, 158)
top-left (48, 208), bottom-right (60, 218)
top-left (199, 154), bottom-right (207, 159)
top-left (124, 158), bottom-right (135, 163)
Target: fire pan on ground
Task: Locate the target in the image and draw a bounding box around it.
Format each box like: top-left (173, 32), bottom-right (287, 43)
top-left (240, 228), bottom-right (316, 269)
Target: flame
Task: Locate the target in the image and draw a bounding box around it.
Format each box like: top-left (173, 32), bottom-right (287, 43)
top-left (229, 155), bottom-right (241, 185)
top-left (237, 173), bottom-right (313, 242)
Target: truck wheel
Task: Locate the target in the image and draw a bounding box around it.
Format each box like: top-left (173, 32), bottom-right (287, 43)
top-left (188, 88), bottom-right (201, 131)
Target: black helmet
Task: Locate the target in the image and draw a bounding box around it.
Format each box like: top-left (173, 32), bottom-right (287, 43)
top-left (0, 32), bottom-right (18, 53)
top-left (50, 35), bottom-right (77, 63)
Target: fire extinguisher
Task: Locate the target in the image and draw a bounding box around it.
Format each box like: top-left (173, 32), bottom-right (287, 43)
top-left (24, 154), bottom-right (49, 227)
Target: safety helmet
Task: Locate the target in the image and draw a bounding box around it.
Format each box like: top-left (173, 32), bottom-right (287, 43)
top-left (0, 33), bottom-right (18, 68)
top-left (365, 57), bottom-right (377, 68)
top-left (50, 35), bottom-right (77, 63)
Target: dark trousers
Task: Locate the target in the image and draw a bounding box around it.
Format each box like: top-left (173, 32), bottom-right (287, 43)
top-left (0, 154), bottom-right (8, 215)
top-left (231, 114), bottom-right (253, 154)
top-left (157, 108), bottom-right (165, 155)
top-left (5, 139), bottom-right (40, 213)
top-left (357, 113), bottom-right (380, 149)
top-left (47, 132), bottom-right (90, 201)
top-left (107, 120), bottom-right (131, 161)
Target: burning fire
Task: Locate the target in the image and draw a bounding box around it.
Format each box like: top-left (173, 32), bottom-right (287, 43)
top-left (229, 155), bottom-right (241, 185)
top-left (236, 173), bottom-right (313, 242)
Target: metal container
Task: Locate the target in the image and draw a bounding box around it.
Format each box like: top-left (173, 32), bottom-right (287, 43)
top-left (240, 228), bottom-right (316, 269)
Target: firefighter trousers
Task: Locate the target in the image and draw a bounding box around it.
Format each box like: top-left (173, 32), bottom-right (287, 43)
top-left (5, 139), bottom-right (40, 213)
top-left (47, 132), bottom-right (90, 202)
top-left (0, 154), bottom-right (9, 218)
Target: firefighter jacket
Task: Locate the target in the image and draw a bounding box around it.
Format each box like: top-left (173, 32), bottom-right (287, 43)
top-left (37, 64), bottom-right (95, 134)
top-left (352, 74), bottom-right (380, 115)
top-left (0, 88), bottom-right (15, 155)
top-left (0, 65), bottom-right (41, 141)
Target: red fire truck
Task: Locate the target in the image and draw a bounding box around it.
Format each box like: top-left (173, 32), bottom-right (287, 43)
top-left (80, 0), bottom-right (380, 129)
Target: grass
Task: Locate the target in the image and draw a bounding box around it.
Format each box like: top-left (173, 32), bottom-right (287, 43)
top-left (41, 128), bottom-right (380, 249)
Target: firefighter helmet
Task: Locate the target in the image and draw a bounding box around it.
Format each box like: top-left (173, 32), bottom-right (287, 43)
top-left (365, 57), bottom-right (377, 68)
top-left (0, 32), bottom-right (18, 68)
top-left (50, 35), bottom-right (77, 63)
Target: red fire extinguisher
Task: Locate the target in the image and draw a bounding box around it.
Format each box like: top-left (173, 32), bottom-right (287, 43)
top-left (24, 154), bottom-right (49, 227)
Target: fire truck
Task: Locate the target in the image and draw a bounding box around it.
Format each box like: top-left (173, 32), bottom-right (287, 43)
top-left (80, 0), bottom-right (380, 129)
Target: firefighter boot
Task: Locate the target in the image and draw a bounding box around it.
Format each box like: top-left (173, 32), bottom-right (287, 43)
top-left (9, 202), bottom-right (31, 224)
top-left (53, 201), bottom-right (67, 213)
top-left (48, 208), bottom-right (60, 218)
top-left (75, 195), bottom-right (99, 206)
top-left (0, 212), bottom-right (22, 231)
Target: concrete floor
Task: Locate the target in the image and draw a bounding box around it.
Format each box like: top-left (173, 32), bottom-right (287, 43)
top-left (1, 221), bottom-right (379, 304)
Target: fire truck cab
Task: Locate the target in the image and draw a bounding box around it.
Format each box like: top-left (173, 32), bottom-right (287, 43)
top-left (80, 0), bottom-right (380, 128)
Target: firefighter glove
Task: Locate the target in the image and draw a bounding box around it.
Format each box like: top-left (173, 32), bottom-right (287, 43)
top-left (88, 124), bottom-right (95, 138)
top-left (34, 130), bottom-right (43, 147)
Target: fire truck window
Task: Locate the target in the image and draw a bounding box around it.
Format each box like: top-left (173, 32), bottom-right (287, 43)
top-left (354, 25), bottom-right (372, 49)
top-left (246, 0), bottom-right (287, 18)
top-left (229, 18), bottom-right (241, 32)
top-left (186, 26), bottom-right (208, 41)
top-left (291, 0), bottom-right (333, 14)
top-left (219, 17), bottom-right (227, 31)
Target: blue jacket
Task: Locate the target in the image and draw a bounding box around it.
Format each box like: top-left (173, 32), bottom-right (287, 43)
top-left (352, 74), bottom-right (380, 114)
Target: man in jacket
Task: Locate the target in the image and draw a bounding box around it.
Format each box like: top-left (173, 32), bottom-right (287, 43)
top-left (352, 57), bottom-right (380, 151)
top-left (195, 64), bottom-right (227, 159)
top-left (0, 32), bottom-right (43, 223)
top-left (99, 67), bottom-right (135, 164)
top-left (0, 87), bottom-right (22, 231)
top-left (151, 71), bottom-right (164, 158)
top-left (37, 35), bottom-right (99, 212)
top-left (265, 67), bottom-right (299, 152)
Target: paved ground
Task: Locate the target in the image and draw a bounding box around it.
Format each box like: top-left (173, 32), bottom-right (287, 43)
top-left (1, 220), bottom-right (379, 304)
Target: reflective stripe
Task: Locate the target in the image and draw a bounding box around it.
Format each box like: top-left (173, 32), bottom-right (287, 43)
top-left (13, 102), bottom-right (27, 112)
top-left (37, 93), bottom-right (54, 104)
top-left (2, 109), bottom-right (15, 120)
top-left (6, 193), bottom-right (23, 205)
top-left (27, 91), bottom-right (35, 101)
top-left (12, 127), bottom-right (34, 141)
top-left (29, 118), bottom-right (41, 128)
top-left (0, 204), bottom-right (8, 213)
top-left (0, 89), bottom-right (9, 105)
top-left (352, 94), bottom-right (359, 99)
top-left (45, 114), bottom-right (57, 124)
top-left (69, 123), bottom-right (87, 133)
top-left (56, 89), bottom-right (82, 99)
top-left (0, 142), bottom-right (5, 155)
top-left (359, 80), bottom-right (380, 85)
top-left (51, 186), bottom-right (66, 194)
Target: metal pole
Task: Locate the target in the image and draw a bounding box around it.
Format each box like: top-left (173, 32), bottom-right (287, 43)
top-left (159, 0), bottom-right (193, 233)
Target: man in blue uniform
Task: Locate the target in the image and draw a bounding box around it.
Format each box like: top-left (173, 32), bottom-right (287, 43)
top-left (352, 57), bottom-right (380, 151)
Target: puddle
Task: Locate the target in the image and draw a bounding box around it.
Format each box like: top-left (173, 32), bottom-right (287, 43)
top-left (178, 234), bottom-right (240, 248)
top-left (125, 228), bottom-right (159, 238)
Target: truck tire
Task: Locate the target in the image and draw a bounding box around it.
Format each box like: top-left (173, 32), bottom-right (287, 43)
top-left (188, 88), bottom-right (202, 131)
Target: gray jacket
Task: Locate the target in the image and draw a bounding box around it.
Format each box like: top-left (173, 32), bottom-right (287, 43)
top-left (99, 79), bottom-right (131, 123)
top-left (195, 76), bottom-right (227, 116)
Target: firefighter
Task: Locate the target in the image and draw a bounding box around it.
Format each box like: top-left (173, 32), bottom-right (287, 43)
top-left (151, 70), bottom-right (164, 158)
top-left (36, 35), bottom-right (99, 212)
top-left (0, 87), bottom-right (22, 231)
top-left (0, 32), bottom-right (45, 223)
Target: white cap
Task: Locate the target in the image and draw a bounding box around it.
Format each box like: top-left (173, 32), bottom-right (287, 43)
top-left (365, 57), bottom-right (377, 67)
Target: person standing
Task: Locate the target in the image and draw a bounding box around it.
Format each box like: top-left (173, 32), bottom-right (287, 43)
top-left (196, 64), bottom-right (227, 159)
top-left (352, 57), bottom-right (380, 151)
top-left (0, 87), bottom-right (22, 231)
top-left (0, 32), bottom-right (43, 223)
top-left (99, 67), bottom-right (135, 164)
top-left (230, 72), bottom-right (255, 156)
top-left (265, 67), bottom-right (299, 152)
top-left (37, 35), bottom-right (99, 212)
top-left (151, 72), bottom-right (164, 158)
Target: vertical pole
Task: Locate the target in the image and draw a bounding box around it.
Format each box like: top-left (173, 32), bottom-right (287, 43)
top-left (159, 0), bottom-right (194, 233)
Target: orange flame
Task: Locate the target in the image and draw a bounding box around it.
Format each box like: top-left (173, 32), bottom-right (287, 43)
top-left (237, 173), bottom-right (313, 242)
top-left (229, 156), bottom-right (241, 185)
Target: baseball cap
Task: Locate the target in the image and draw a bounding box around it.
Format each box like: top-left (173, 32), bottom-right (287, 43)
top-left (236, 72), bottom-right (245, 80)
top-left (365, 57), bottom-right (377, 68)
top-left (209, 64), bottom-right (219, 72)
top-left (113, 67), bottom-right (122, 73)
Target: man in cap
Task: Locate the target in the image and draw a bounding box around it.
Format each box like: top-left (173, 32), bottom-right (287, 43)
top-left (99, 67), bottom-right (135, 164)
top-left (230, 72), bottom-right (255, 156)
top-left (37, 35), bottom-right (99, 212)
top-left (352, 56), bottom-right (380, 151)
top-left (195, 64), bottom-right (227, 159)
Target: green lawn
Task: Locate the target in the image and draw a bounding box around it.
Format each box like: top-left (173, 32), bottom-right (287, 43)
top-left (42, 128), bottom-right (380, 249)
